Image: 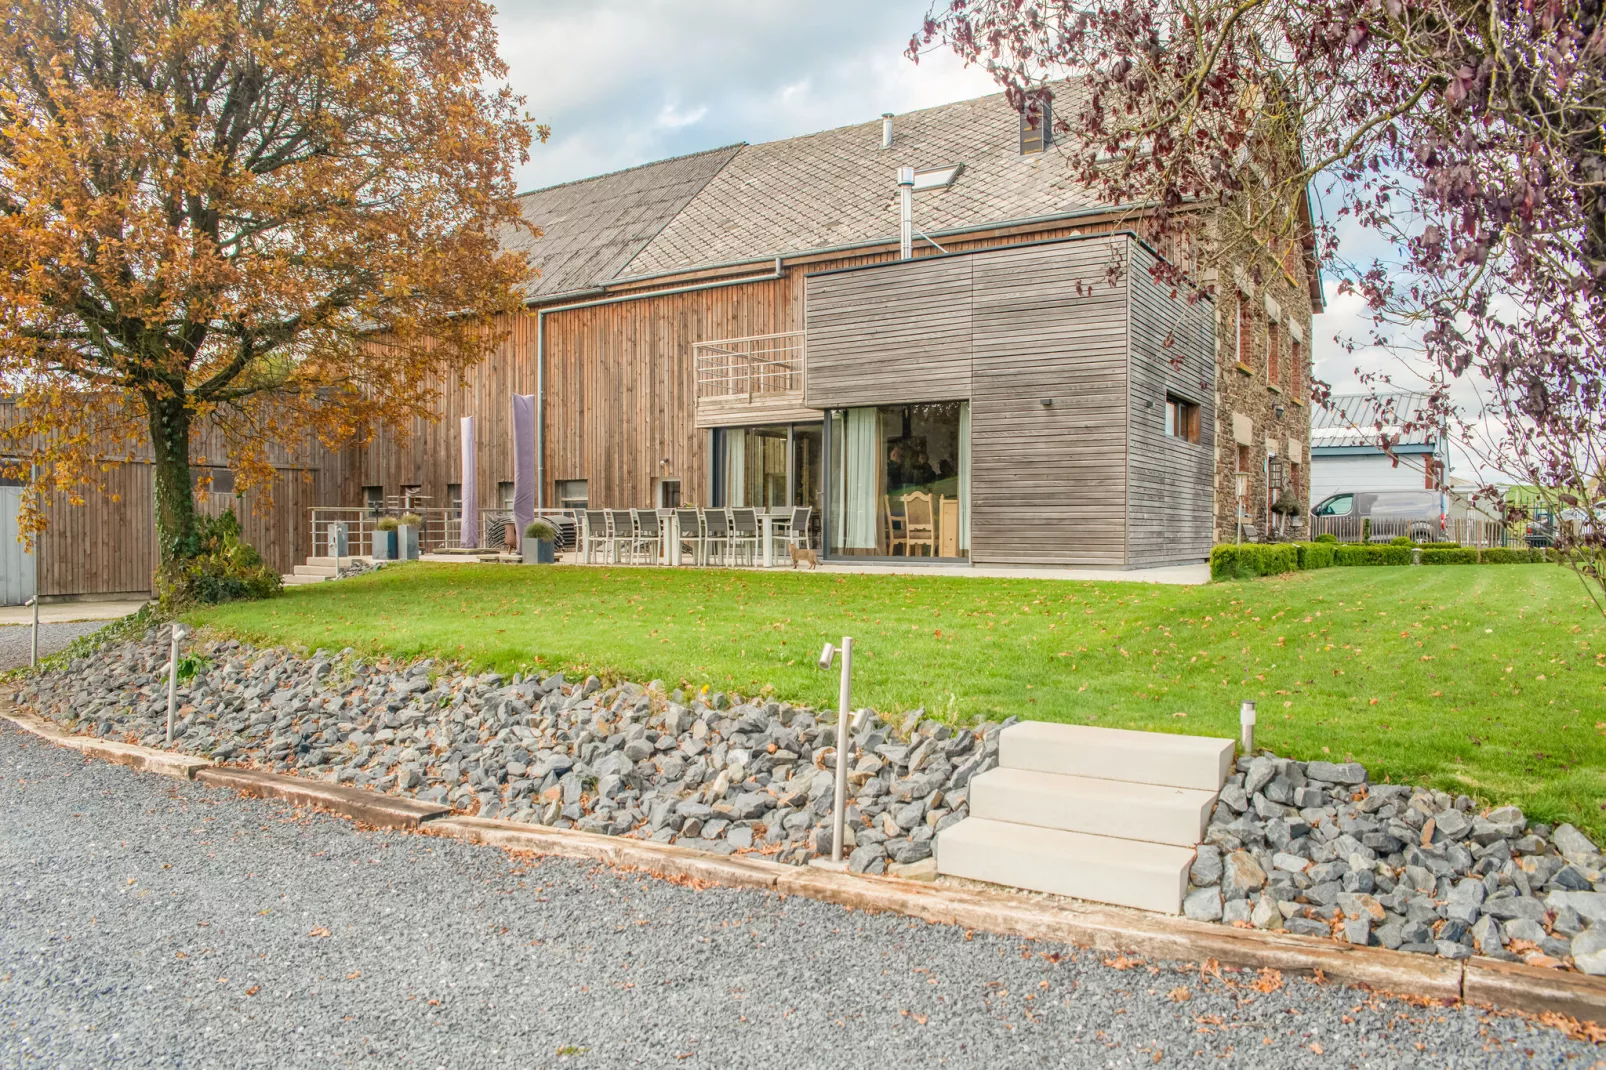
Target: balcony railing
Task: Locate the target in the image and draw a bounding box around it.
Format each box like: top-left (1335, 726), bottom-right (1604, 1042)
top-left (693, 331), bottom-right (815, 427)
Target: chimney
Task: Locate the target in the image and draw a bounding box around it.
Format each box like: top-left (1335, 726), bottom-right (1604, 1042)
top-left (881, 113), bottom-right (894, 150)
top-left (897, 166), bottom-right (914, 259)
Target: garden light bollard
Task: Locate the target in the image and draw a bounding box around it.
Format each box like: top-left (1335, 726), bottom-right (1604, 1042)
top-left (1240, 699), bottom-right (1255, 756)
top-left (26, 596), bottom-right (37, 667)
top-left (166, 623), bottom-right (186, 746)
top-left (818, 636), bottom-right (853, 863)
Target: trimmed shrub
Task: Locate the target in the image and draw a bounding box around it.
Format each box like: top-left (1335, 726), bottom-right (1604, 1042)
top-left (1294, 541), bottom-right (1335, 570)
top-left (1314, 532), bottom-right (1339, 544)
top-left (1389, 536), bottom-right (1413, 547)
top-left (1480, 546), bottom-right (1554, 564)
top-left (1421, 547), bottom-right (1479, 565)
top-left (1335, 543), bottom-right (1414, 567)
top-left (1210, 543), bottom-right (1298, 580)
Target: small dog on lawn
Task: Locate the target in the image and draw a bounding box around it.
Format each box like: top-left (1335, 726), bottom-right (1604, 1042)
top-left (788, 546), bottom-right (819, 570)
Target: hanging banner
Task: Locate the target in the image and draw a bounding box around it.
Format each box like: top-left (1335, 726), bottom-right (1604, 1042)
top-left (511, 394), bottom-right (536, 537)
top-left (460, 416), bottom-right (477, 548)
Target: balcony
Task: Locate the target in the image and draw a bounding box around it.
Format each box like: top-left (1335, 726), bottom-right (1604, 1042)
top-left (693, 331), bottom-right (818, 428)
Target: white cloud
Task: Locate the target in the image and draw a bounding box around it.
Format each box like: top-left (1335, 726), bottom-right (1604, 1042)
top-left (492, 0), bottom-right (997, 189)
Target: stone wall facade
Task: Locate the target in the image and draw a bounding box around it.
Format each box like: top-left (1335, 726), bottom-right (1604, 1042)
top-left (1209, 246), bottom-right (1318, 544)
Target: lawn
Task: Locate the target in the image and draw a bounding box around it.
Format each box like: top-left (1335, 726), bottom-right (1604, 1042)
top-left (190, 562), bottom-right (1606, 835)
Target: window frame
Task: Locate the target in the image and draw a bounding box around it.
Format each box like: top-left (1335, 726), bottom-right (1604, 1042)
top-left (1163, 395), bottom-right (1201, 444)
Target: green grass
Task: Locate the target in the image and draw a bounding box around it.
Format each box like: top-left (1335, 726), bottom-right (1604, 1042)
top-left (190, 562), bottom-right (1606, 835)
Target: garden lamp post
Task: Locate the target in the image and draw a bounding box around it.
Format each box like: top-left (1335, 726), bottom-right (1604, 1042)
top-left (166, 623), bottom-right (187, 746)
top-left (818, 636), bottom-right (853, 863)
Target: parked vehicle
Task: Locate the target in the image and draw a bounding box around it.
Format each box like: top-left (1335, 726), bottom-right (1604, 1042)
top-left (1525, 508), bottom-right (1556, 549)
top-left (1310, 489), bottom-right (1445, 542)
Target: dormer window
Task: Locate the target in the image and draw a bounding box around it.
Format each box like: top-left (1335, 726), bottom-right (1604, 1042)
top-left (1019, 100), bottom-right (1052, 155)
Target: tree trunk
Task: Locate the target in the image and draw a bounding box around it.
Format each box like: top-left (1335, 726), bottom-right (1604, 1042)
top-left (145, 389), bottom-right (197, 567)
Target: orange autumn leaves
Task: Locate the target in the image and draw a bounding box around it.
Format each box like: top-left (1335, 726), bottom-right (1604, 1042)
top-left (0, 0), bottom-right (543, 546)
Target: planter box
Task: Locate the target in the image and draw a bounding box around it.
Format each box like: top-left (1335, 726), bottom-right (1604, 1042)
top-left (522, 537), bottom-right (554, 564)
top-left (398, 525), bottom-right (419, 561)
top-left (372, 530), bottom-right (397, 561)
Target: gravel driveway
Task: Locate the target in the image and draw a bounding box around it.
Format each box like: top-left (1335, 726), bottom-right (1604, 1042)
top-left (0, 620), bottom-right (109, 671)
top-left (0, 722), bottom-right (1592, 1068)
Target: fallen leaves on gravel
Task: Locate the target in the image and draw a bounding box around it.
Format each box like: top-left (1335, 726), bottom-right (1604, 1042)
top-left (308, 926), bottom-right (331, 938)
top-left (1250, 968), bottom-right (1284, 993)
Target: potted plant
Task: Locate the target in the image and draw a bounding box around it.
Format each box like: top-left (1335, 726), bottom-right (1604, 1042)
top-left (523, 518), bottom-right (557, 564)
top-left (398, 512), bottom-right (422, 561)
top-left (373, 516), bottom-right (398, 561)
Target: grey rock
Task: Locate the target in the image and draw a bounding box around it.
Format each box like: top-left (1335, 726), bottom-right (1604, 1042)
top-left (1341, 917), bottom-right (1371, 945)
top-left (1435, 941), bottom-right (1472, 961)
top-left (1183, 887), bottom-right (1223, 922)
top-left (1554, 824), bottom-right (1602, 867)
top-left (1222, 850), bottom-right (1267, 900)
top-left (1190, 845), bottom-right (1223, 887)
top-left (1305, 760), bottom-right (1366, 786)
top-left (1573, 928), bottom-right (1606, 976)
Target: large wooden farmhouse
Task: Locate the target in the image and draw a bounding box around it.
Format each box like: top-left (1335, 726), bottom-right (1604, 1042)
top-left (16, 91), bottom-right (1321, 599)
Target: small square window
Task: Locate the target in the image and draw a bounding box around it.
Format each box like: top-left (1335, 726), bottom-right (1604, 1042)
top-left (555, 479), bottom-right (588, 510)
top-left (657, 479), bottom-right (681, 508)
top-left (1165, 396), bottom-right (1201, 443)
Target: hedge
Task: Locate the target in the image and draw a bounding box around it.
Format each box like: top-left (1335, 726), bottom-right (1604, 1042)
top-left (1293, 541), bottom-right (1335, 570)
top-left (1211, 541), bottom-right (1554, 580)
top-left (1334, 544), bottom-right (1414, 567)
top-left (1421, 547), bottom-right (1479, 565)
top-left (1210, 543), bottom-right (1299, 580)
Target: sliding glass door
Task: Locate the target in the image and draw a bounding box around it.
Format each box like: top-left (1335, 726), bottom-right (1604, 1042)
top-left (826, 401), bottom-right (969, 559)
top-left (714, 424), bottom-right (822, 519)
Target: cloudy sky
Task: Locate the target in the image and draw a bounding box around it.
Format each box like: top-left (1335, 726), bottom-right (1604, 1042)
top-left (491, 1), bottom-right (1484, 483)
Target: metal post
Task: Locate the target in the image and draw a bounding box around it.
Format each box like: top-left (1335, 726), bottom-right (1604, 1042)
top-left (166, 623), bottom-right (185, 746)
top-left (1240, 699), bottom-right (1256, 756)
top-left (832, 636), bottom-right (853, 863)
top-left (897, 167), bottom-right (914, 260)
top-left (29, 462), bottom-right (38, 667)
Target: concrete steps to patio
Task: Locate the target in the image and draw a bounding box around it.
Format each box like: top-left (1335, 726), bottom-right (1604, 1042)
top-left (281, 554), bottom-right (373, 586)
top-left (936, 722), bottom-right (1233, 914)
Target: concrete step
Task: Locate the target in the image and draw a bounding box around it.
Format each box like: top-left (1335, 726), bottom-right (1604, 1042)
top-left (280, 574), bottom-right (328, 585)
top-left (293, 564), bottom-right (339, 578)
top-left (999, 722), bottom-right (1233, 792)
top-left (935, 817), bottom-right (1195, 914)
top-left (306, 556), bottom-right (372, 568)
top-left (969, 767), bottom-right (1216, 847)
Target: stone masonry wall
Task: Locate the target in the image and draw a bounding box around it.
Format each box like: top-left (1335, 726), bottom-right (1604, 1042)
top-left (1210, 241), bottom-right (1317, 544)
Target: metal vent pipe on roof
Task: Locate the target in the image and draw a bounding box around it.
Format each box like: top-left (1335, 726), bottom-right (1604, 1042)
top-left (881, 112), bottom-right (894, 150)
top-left (897, 166), bottom-right (914, 260)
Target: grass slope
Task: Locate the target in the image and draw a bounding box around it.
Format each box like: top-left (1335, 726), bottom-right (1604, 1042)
top-left (192, 563), bottom-right (1606, 834)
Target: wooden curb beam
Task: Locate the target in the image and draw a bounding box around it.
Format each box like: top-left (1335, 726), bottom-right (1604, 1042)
top-left (2, 708), bottom-right (211, 780)
top-left (195, 767), bottom-right (450, 830)
top-left (7, 700), bottom-right (1606, 1031)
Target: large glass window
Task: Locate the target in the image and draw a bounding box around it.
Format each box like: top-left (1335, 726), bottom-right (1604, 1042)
top-left (827, 402), bottom-right (969, 558)
top-left (714, 424), bottom-right (822, 517)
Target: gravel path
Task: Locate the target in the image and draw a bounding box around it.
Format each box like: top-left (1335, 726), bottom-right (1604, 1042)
top-left (0, 621), bottom-right (110, 671)
top-left (0, 722), bottom-right (1592, 1068)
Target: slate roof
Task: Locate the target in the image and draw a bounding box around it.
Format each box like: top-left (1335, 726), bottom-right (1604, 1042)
top-left (1312, 392), bottom-right (1440, 449)
top-left (510, 90), bottom-right (1101, 297)
top-left (504, 144), bottom-right (741, 299)
top-left (626, 92), bottom-right (1099, 277)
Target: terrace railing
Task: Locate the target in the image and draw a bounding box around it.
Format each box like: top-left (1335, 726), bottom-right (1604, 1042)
top-left (693, 331), bottom-right (814, 428)
top-left (311, 506), bottom-right (583, 559)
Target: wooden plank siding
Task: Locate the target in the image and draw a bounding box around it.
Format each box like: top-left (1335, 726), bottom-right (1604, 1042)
top-left (970, 239), bottom-right (1134, 566)
top-left (1125, 244), bottom-right (1218, 567)
top-left (12, 217), bottom-right (1153, 596)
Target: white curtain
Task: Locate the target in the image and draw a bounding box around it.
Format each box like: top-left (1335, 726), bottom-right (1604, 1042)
top-left (725, 430), bottom-right (746, 506)
top-left (958, 402), bottom-right (971, 553)
top-left (844, 408), bottom-right (878, 550)
top-left (830, 412), bottom-right (845, 549)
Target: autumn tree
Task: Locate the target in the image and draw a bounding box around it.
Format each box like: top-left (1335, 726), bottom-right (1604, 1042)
top-left (914, 0), bottom-right (1606, 609)
top-left (0, 0), bottom-right (541, 576)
